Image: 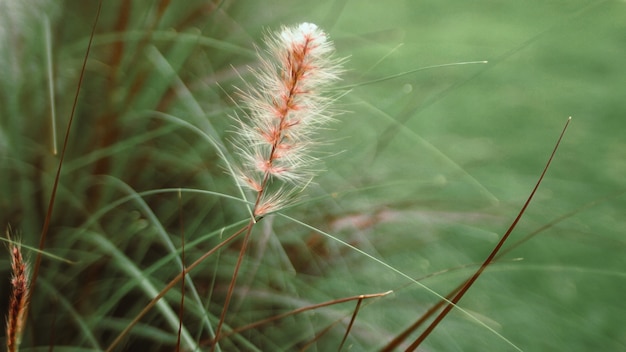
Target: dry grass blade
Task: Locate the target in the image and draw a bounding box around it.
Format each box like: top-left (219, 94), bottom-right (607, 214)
top-left (402, 117), bottom-right (572, 351)
top-left (382, 117), bottom-right (571, 351)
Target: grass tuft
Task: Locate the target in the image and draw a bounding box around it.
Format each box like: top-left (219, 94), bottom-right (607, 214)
top-left (1, 2), bottom-right (625, 351)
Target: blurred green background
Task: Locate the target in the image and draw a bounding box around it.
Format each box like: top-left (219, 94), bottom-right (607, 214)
top-left (1, 0), bottom-right (624, 351)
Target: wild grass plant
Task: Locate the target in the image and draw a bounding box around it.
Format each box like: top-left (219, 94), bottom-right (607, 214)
top-left (2, 1), bottom-right (626, 351)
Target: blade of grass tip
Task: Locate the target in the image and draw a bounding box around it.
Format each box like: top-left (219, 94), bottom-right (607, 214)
top-left (44, 14), bottom-right (57, 155)
top-left (105, 224), bottom-right (248, 352)
top-left (30, 0), bottom-right (102, 296)
top-left (405, 117), bottom-right (572, 351)
top-left (176, 189), bottom-right (185, 352)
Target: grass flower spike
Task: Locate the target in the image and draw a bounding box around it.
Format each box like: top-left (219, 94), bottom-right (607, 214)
top-left (233, 22), bottom-right (344, 216)
top-left (6, 230), bottom-right (30, 352)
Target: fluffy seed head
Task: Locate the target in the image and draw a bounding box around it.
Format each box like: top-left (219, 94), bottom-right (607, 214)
top-left (231, 22), bottom-right (344, 216)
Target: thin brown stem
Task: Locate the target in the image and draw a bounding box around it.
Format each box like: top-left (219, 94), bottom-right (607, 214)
top-left (384, 168), bottom-right (616, 352)
top-left (30, 0), bottom-right (103, 297)
top-left (210, 219), bottom-right (255, 352)
top-left (404, 117), bottom-right (571, 351)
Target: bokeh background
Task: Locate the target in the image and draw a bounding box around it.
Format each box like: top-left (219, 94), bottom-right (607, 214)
top-left (1, 1), bottom-right (624, 351)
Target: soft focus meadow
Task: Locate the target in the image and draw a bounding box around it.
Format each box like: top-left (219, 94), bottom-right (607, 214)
top-left (1, 1), bottom-right (625, 351)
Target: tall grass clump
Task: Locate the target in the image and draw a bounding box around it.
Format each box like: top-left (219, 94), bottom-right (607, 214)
top-left (3, 2), bottom-right (624, 352)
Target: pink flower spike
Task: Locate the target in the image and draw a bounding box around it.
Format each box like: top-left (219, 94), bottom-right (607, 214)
top-left (231, 22), bottom-right (345, 215)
